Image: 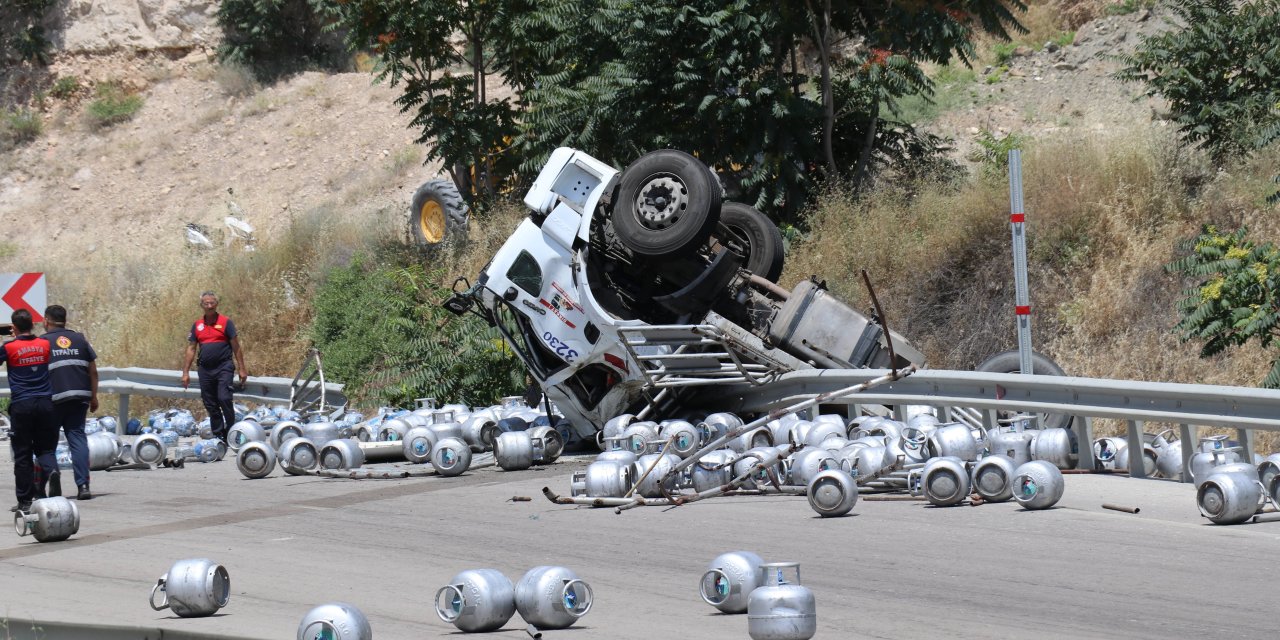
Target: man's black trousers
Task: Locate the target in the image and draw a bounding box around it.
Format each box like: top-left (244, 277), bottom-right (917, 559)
top-left (9, 397), bottom-right (58, 503)
top-left (198, 361), bottom-right (236, 442)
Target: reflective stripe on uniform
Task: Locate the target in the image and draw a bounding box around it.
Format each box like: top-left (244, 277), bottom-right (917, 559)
top-left (52, 389), bottom-right (92, 402)
top-left (48, 359), bottom-right (90, 370)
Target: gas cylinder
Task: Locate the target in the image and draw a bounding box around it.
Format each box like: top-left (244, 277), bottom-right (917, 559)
top-left (1012, 460), bottom-right (1065, 510)
top-left (733, 447), bottom-right (780, 490)
top-left (514, 566), bottom-right (593, 630)
top-left (1150, 429), bottom-right (1183, 479)
top-left (270, 420), bottom-right (304, 449)
top-left (1189, 442), bottom-right (1243, 487)
top-left (747, 563), bottom-right (816, 640)
top-left (601, 413), bottom-right (636, 449)
top-left (87, 431), bottom-right (122, 470)
top-left (622, 422), bottom-right (660, 455)
top-left (1029, 428), bottom-right (1078, 470)
top-left (632, 453), bottom-right (681, 498)
top-left (376, 417), bottom-right (410, 442)
top-left (133, 433), bottom-right (166, 466)
top-left (149, 558), bottom-right (230, 617)
top-left (698, 413), bottom-right (742, 445)
top-left (988, 424), bottom-right (1035, 467)
top-left (928, 423), bottom-right (979, 461)
top-left (319, 439), bottom-right (364, 470)
top-left (227, 421), bottom-right (266, 451)
top-left (462, 415), bottom-right (500, 452)
top-left (729, 427), bottom-right (774, 453)
top-left (807, 469), bottom-right (858, 517)
top-left (432, 437), bottom-right (472, 477)
top-left (691, 450), bottom-right (735, 493)
top-left (580, 459), bottom-right (633, 497)
top-left (236, 441), bottom-right (277, 479)
top-left (971, 454), bottom-right (1016, 502)
top-left (527, 425), bottom-right (563, 464)
top-left (1197, 470), bottom-right (1263, 525)
top-left (14, 496), bottom-right (79, 542)
top-left (850, 445), bottom-right (890, 478)
top-left (802, 421), bottom-right (845, 449)
top-left (787, 447), bottom-right (838, 487)
top-left (495, 431), bottom-right (542, 471)
top-left (1257, 453), bottom-right (1280, 495)
top-left (435, 568), bottom-right (516, 632)
top-left (660, 420), bottom-right (701, 458)
top-left (700, 550), bottom-right (764, 613)
top-left (297, 602), bottom-right (372, 640)
top-left (1093, 437), bottom-right (1126, 470)
top-left (279, 437), bottom-right (319, 475)
top-left (914, 456), bottom-right (970, 507)
top-left (402, 427), bottom-right (438, 464)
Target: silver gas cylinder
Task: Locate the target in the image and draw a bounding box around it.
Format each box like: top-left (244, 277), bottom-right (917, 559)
top-left (1197, 470), bottom-right (1263, 525)
top-left (429, 422), bottom-right (466, 447)
top-left (632, 453), bottom-right (681, 497)
top-left (87, 431), bottom-right (122, 470)
top-left (14, 496), bottom-right (79, 542)
top-left (461, 415), bottom-right (500, 452)
top-left (986, 424), bottom-right (1034, 466)
top-left (149, 558), bottom-right (230, 618)
top-left (578, 459), bottom-right (634, 497)
top-left (787, 447), bottom-right (838, 487)
top-left (849, 445), bottom-right (890, 479)
top-left (734, 447), bottom-right (780, 490)
top-left (98, 415), bottom-right (119, 433)
top-left (319, 439), bottom-right (365, 470)
top-left (514, 566), bottom-right (593, 630)
top-left (270, 420), bottom-right (304, 449)
top-left (766, 414), bottom-right (802, 445)
top-left (433, 409), bottom-right (460, 425)
top-left (527, 425), bottom-right (563, 463)
top-left (1189, 445), bottom-right (1243, 487)
top-left (1029, 427), bottom-right (1078, 470)
top-left (928, 423), bottom-right (979, 461)
top-left (747, 562), bottom-right (816, 640)
top-left (1213, 461), bottom-right (1259, 482)
top-left (1092, 437), bottom-right (1127, 470)
top-left (912, 456), bottom-right (970, 507)
top-left (495, 431), bottom-right (543, 471)
top-left (802, 421), bottom-right (845, 449)
top-left (302, 422), bottom-right (341, 447)
top-left (729, 427), bottom-right (774, 453)
top-left (1258, 453), bottom-right (1280, 494)
top-left (622, 422), bottom-right (660, 455)
top-left (194, 438), bottom-right (228, 462)
top-left (691, 450), bottom-right (735, 492)
top-left (279, 437), bottom-right (320, 475)
top-left (402, 427), bottom-right (438, 464)
top-left (601, 413), bottom-right (636, 448)
top-left (818, 437), bottom-right (849, 456)
top-left (297, 602), bottom-right (372, 640)
top-left (595, 439), bottom-right (638, 466)
top-left (700, 550), bottom-right (764, 614)
top-left (133, 433), bottom-right (166, 466)
top-left (660, 420), bottom-right (701, 458)
top-left (236, 441), bottom-right (277, 479)
top-left (227, 421), bottom-right (266, 451)
top-left (1149, 429), bottom-right (1183, 479)
top-left (376, 417), bottom-right (410, 442)
top-left (1012, 460), bottom-right (1065, 510)
top-left (807, 469), bottom-right (858, 517)
top-left (435, 568), bottom-right (516, 632)
top-left (896, 427), bottom-right (931, 465)
top-left (699, 412), bottom-right (743, 444)
top-left (971, 454), bottom-right (1016, 502)
top-left (432, 437), bottom-right (473, 477)
top-left (1116, 440), bottom-right (1158, 477)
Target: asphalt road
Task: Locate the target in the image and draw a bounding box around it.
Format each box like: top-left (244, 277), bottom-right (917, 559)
top-left (1, 444), bottom-right (1277, 639)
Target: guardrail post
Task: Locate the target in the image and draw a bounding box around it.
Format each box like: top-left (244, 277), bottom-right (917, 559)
top-left (982, 409), bottom-right (997, 432)
top-left (1126, 419), bottom-right (1147, 478)
top-left (117, 393), bottom-right (130, 436)
top-left (844, 403), bottom-right (860, 421)
top-left (939, 406), bottom-right (952, 421)
top-left (1179, 423), bottom-right (1194, 484)
top-left (1237, 428), bottom-right (1255, 462)
top-left (1076, 416), bottom-right (1095, 470)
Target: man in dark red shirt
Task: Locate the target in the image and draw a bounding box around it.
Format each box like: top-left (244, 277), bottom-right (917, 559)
top-left (2, 309), bottom-right (59, 512)
top-left (180, 291), bottom-right (248, 443)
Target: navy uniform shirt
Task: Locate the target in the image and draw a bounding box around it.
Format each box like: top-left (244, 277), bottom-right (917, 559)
top-left (0, 335), bottom-right (53, 403)
top-left (188, 314), bottom-right (237, 369)
top-left (43, 327), bottom-right (97, 404)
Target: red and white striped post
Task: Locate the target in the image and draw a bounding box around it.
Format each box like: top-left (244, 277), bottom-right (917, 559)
top-left (1008, 150), bottom-right (1033, 375)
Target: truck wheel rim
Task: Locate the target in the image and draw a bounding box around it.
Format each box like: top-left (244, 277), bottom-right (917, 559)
top-left (634, 174), bottom-right (688, 229)
top-left (419, 201), bottom-right (446, 243)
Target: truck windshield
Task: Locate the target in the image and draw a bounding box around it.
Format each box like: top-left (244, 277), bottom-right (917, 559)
top-left (490, 295), bottom-right (566, 379)
top-left (507, 250), bottom-right (543, 297)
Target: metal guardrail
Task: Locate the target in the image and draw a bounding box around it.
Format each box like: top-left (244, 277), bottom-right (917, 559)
top-left (0, 367), bottom-right (346, 431)
top-left (703, 368), bottom-right (1280, 482)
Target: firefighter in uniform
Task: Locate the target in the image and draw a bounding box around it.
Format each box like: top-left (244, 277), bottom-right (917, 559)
top-left (42, 305), bottom-right (99, 500)
top-left (180, 291), bottom-right (248, 443)
top-left (2, 309), bottom-right (58, 512)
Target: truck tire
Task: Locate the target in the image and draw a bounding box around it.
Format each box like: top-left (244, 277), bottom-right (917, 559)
top-left (409, 179), bottom-right (468, 247)
top-left (717, 202), bottom-right (785, 282)
top-left (976, 350), bottom-right (1074, 430)
top-left (612, 149), bottom-right (721, 258)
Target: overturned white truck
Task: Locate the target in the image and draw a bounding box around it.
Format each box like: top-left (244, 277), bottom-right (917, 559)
top-left (444, 147), bottom-right (930, 445)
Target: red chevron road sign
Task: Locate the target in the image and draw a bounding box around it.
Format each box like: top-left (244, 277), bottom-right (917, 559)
top-left (0, 273), bottom-right (47, 322)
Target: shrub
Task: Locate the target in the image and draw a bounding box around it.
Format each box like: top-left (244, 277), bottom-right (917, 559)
top-left (216, 0), bottom-right (348, 82)
top-left (213, 62), bottom-right (259, 97)
top-left (0, 108), bottom-right (42, 149)
top-left (50, 76), bottom-right (82, 100)
top-left (84, 82), bottom-right (144, 130)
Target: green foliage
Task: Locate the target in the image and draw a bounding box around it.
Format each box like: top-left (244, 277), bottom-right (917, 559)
top-left (217, 0), bottom-right (348, 82)
top-left (1117, 0), bottom-right (1280, 165)
top-left (85, 82), bottom-right (144, 130)
top-left (1052, 31), bottom-right (1076, 48)
top-left (1167, 225), bottom-right (1280, 387)
top-left (50, 76), bottom-right (82, 100)
top-left (992, 42), bottom-right (1019, 65)
top-left (310, 254), bottom-right (523, 407)
top-left (889, 65), bottom-right (980, 124)
top-left (968, 129), bottom-right (1027, 177)
top-left (0, 0), bottom-right (56, 64)
top-left (1, 108), bottom-right (42, 150)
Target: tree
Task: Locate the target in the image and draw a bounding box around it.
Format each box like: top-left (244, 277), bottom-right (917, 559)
top-left (1167, 225), bottom-right (1280, 387)
top-left (1117, 0), bottom-right (1280, 166)
top-left (1, 0), bottom-right (55, 65)
top-left (217, 0), bottom-right (348, 81)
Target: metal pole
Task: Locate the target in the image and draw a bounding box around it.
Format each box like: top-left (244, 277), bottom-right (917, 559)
top-left (1008, 149), bottom-right (1033, 375)
top-left (1126, 419), bottom-right (1146, 478)
top-left (1178, 423), bottom-right (1194, 484)
top-left (117, 393), bottom-right (130, 436)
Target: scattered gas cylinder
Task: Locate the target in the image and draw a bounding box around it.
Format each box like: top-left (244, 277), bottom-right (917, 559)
top-left (297, 602), bottom-right (372, 640)
top-left (319, 439), bottom-right (365, 470)
top-left (150, 558), bottom-right (230, 618)
top-left (279, 437), bottom-right (320, 475)
top-left (1012, 460), bottom-right (1065, 510)
top-left (133, 433), bottom-right (166, 466)
top-left (227, 421), bottom-right (266, 451)
top-left (236, 441), bottom-right (277, 479)
top-left (14, 497), bottom-right (79, 542)
top-left (914, 456), bottom-right (970, 507)
top-left (515, 566), bottom-right (593, 630)
top-left (700, 550), bottom-right (764, 613)
top-left (496, 431), bottom-right (542, 471)
top-left (1197, 470), bottom-right (1263, 525)
top-left (747, 562), bottom-right (816, 640)
top-left (807, 469), bottom-right (858, 517)
top-left (1030, 428), bottom-right (1078, 470)
top-left (403, 427), bottom-right (438, 464)
top-left (270, 420), bottom-right (304, 449)
top-left (970, 455), bottom-right (1016, 503)
top-left (527, 425), bottom-right (563, 464)
top-left (433, 437), bottom-right (473, 477)
top-left (928, 423), bottom-right (980, 461)
top-left (435, 568), bottom-right (517, 632)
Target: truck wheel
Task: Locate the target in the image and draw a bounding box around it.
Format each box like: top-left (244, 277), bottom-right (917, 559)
top-left (409, 179), bottom-right (469, 247)
top-left (612, 149), bottom-right (721, 258)
top-left (976, 350), bottom-right (1074, 430)
top-left (717, 202), bottom-right (785, 282)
